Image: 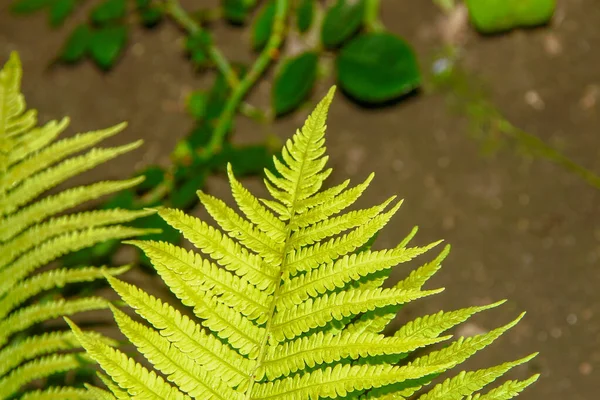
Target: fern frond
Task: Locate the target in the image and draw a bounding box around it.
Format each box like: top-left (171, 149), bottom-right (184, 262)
top-left (0, 330), bottom-right (116, 377)
top-left (20, 386), bottom-right (92, 400)
top-left (465, 374), bottom-right (540, 400)
top-left (0, 354), bottom-right (82, 399)
top-left (66, 319), bottom-right (193, 400)
top-left (75, 86), bottom-right (537, 399)
top-left (83, 385), bottom-right (118, 400)
top-left (416, 354), bottom-right (538, 400)
top-left (0, 51), bottom-right (151, 397)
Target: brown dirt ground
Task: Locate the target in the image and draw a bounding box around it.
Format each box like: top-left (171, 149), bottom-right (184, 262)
top-left (1, 0), bottom-right (599, 399)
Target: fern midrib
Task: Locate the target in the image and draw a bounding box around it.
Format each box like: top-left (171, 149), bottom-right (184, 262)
top-left (244, 130), bottom-right (318, 399)
top-left (0, 71), bottom-right (11, 202)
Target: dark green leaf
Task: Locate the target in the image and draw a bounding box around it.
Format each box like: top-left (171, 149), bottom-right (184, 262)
top-left (222, 0), bottom-right (249, 24)
top-left (60, 24), bottom-right (90, 62)
top-left (355, 231), bottom-right (379, 254)
top-left (61, 248), bottom-right (96, 268)
top-left (136, 166), bottom-right (165, 191)
top-left (336, 32), bottom-right (420, 103)
top-left (187, 91), bottom-right (208, 119)
top-left (212, 144), bottom-right (273, 176)
top-left (188, 125), bottom-right (212, 149)
top-left (89, 25), bottom-right (128, 69)
top-left (251, 0), bottom-right (276, 50)
top-left (139, 6), bottom-right (162, 26)
top-left (272, 52), bottom-right (318, 116)
top-left (186, 30), bottom-right (212, 66)
top-left (91, 0), bottom-right (126, 25)
top-left (49, 0), bottom-right (75, 26)
top-left (133, 213), bottom-right (180, 243)
top-left (296, 0), bottom-right (314, 33)
top-left (170, 172), bottom-right (206, 209)
top-left (11, 0), bottom-right (50, 14)
top-left (102, 190), bottom-right (135, 210)
top-left (321, 0), bottom-right (365, 48)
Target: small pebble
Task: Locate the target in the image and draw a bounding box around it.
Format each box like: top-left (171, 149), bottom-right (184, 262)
top-left (524, 90), bottom-right (545, 110)
top-left (543, 33), bottom-right (563, 56)
top-left (579, 362), bottom-right (593, 376)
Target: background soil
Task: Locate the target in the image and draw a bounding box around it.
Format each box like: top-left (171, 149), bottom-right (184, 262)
top-left (1, 0), bottom-right (599, 399)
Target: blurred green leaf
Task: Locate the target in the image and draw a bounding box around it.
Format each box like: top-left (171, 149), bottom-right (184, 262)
top-left (139, 6), bottom-right (162, 26)
top-left (89, 25), bottom-right (128, 69)
top-left (272, 52), bottom-right (318, 116)
top-left (186, 30), bottom-right (212, 66)
top-left (136, 166), bottom-right (165, 192)
top-left (223, 0), bottom-right (250, 24)
top-left (170, 172), bottom-right (206, 209)
top-left (187, 91), bottom-right (209, 119)
top-left (91, 0), bottom-right (126, 25)
top-left (296, 0), bottom-right (314, 33)
top-left (102, 190), bottom-right (136, 210)
top-left (336, 32), bottom-right (420, 103)
top-left (134, 213), bottom-right (181, 243)
top-left (321, 0), bottom-right (365, 48)
top-left (251, 0), bottom-right (275, 50)
top-left (466, 0), bottom-right (555, 33)
top-left (49, 0), bottom-right (75, 26)
top-left (61, 248), bottom-right (96, 268)
top-left (135, 0), bottom-right (163, 26)
top-left (60, 24), bottom-right (90, 62)
top-left (11, 0), bottom-right (50, 13)
top-left (213, 143), bottom-right (273, 176)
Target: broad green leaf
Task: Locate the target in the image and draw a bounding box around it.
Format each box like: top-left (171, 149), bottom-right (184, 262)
top-left (60, 24), bottom-right (90, 62)
top-left (170, 172), bottom-right (206, 209)
top-left (321, 0), bottom-right (365, 48)
top-left (136, 166), bottom-right (165, 192)
top-left (186, 91), bottom-right (208, 119)
top-left (89, 25), bottom-right (128, 69)
top-left (296, 0), bottom-right (314, 33)
top-left (466, 0), bottom-right (555, 33)
top-left (251, 0), bottom-right (276, 50)
top-left (49, 0), bottom-right (75, 26)
top-left (135, 0), bottom-right (163, 26)
top-left (102, 190), bottom-right (136, 210)
top-left (223, 0), bottom-right (252, 24)
top-left (272, 52), bottom-right (319, 116)
top-left (336, 32), bottom-right (420, 103)
top-left (186, 30), bottom-right (212, 66)
top-left (91, 0), bottom-right (126, 24)
top-left (11, 0), bottom-right (50, 13)
top-left (212, 144), bottom-right (273, 176)
top-left (139, 7), bottom-right (162, 26)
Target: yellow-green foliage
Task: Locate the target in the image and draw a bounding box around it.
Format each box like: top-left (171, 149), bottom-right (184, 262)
top-left (69, 87), bottom-right (539, 399)
top-left (0, 52), bottom-right (154, 399)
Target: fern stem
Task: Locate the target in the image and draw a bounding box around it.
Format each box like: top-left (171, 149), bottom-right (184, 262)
top-left (205, 0), bottom-right (289, 157)
top-left (163, 0), bottom-right (240, 88)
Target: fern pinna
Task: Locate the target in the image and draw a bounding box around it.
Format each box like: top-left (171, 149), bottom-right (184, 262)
top-left (69, 87), bottom-right (539, 399)
top-left (0, 52), bottom-right (153, 399)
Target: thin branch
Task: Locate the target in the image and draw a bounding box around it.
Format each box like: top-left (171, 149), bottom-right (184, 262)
top-left (204, 0), bottom-right (289, 156)
top-left (163, 0), bottom-right (240, 88)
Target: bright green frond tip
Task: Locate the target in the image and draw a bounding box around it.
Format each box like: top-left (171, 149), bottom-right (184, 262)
top-left (73, 86), bottom-right (538, 399)
top-left (0, 51), bottom-right (153, 398)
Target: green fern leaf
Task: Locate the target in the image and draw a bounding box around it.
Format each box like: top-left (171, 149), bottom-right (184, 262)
top-left (72, 86), bottom-right (538, 399)
top-left (0, 51), bottom-right (152, 397)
